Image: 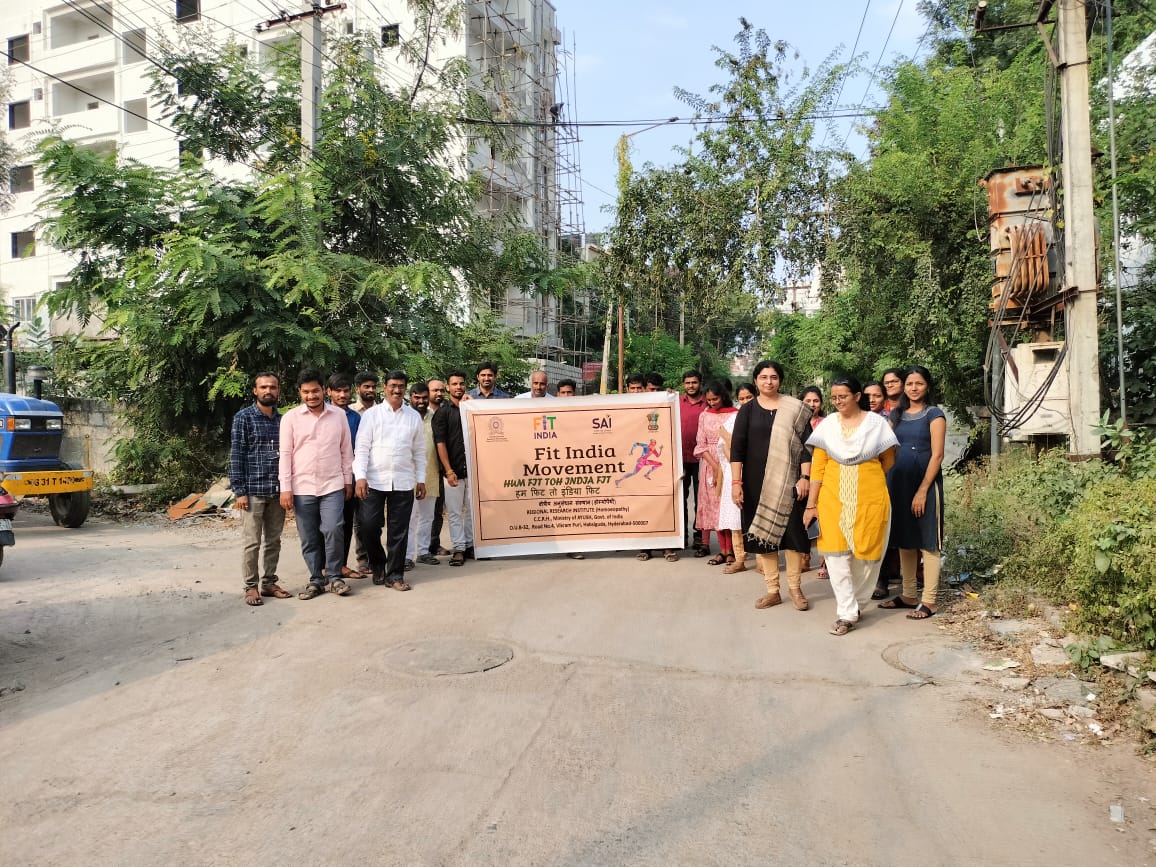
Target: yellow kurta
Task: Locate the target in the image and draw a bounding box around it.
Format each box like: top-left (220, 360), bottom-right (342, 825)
top-left (811, 445), bottom-right (895, 560)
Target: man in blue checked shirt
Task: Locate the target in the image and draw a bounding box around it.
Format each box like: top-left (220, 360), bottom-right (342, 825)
top-left (229, 372), bottom-right (291, 606)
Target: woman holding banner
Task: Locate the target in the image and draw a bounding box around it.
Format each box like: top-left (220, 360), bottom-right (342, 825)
top-left (729, 361), bottom-right (813, 611)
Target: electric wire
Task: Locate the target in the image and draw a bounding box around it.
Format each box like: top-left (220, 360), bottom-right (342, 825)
top-left (844, 0), bottom-right (906, 151)
top-left (819, 0), bottom-right (873, 148)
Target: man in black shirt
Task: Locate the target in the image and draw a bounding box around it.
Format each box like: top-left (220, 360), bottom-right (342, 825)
top-left (432, 371), bottom-right (472, 566)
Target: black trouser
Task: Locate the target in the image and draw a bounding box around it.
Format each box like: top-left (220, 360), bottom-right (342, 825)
top-left (428, 478), bottom-right (445, 554)
top-left (358, 488), bottom-right (415, 580)
top-left (683, 462), bottom-right (702, 547)
top-left (341, 496), bottom-right (357, 565)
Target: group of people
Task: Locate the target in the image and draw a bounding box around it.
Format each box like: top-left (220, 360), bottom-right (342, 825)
top-left (229, 361), bottom-right (570, 605)
top-left (690, 362), bottom-right (946, 636)
top-left (229, 359), bottom-right (946, 637)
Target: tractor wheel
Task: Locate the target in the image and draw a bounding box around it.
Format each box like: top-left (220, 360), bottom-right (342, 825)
top-left (49, 490), bottom-right (91, 528)
top-left (49, 463), bottom-right (92, 528)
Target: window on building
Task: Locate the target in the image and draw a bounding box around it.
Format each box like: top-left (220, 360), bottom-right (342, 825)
top-left (8, 34), bottom-right (30, 64)
top-left (8, 100), bottom-right (31, 129)
top-left (123, 98), bottom-right (147, 133)
top-left (175, 0), bottom-right (200, 23)
top-left (122, 28), bottom-right (147, 64)
top-left (11, 230), bottom-right (36, 259)
top-left (10, 165), bottom-right (34, 194)
top-left (12, 296), bottom-right (39, 325)
top-left (381, 24), bottom-right (400, 47)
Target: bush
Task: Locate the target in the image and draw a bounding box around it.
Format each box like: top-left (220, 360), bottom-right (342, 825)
top-left (944, 448), bottom-right (1110, 581)
top-left (947, 431), bottom-right (1156, 651)
top-left (1065, 478), bottom-right (1156, 649)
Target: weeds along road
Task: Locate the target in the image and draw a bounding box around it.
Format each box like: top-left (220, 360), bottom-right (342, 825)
top-left (1, 509), bottom-right (1153, 866)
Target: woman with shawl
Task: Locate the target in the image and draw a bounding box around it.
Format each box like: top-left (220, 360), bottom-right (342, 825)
top-left (693, 381), bottom-right (740, 566)
top-left (729, 361), bottom-right (814, 611)
top-left (803, 376), bottom-right (899, 636)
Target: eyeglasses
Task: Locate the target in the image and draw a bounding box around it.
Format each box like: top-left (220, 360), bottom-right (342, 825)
top-left (830, 394), bottom-right (855, 402)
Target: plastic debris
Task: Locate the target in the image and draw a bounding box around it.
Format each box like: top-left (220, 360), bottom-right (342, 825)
top-left (982, 658), bottom-right (1021, 671)
top-left (1109, 804), bottom-right (1125, 823)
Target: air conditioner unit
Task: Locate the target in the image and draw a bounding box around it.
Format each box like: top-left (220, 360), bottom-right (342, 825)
top-left (1003, 341), bottom-right (1071, 441)
top-left (87, 101), bottom-right (99, 110)
top-left (33, 22), bottom-right (42, 35)
top-left (34, 88), bottom-right (43, 101)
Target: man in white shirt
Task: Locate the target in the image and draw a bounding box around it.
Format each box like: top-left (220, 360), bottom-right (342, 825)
top-left (515, 370), bottom-right (551, 399)
top-left (354, 370), bottom-right (427, 591)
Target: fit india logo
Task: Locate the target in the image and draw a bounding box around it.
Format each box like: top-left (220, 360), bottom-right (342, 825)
top-left (647, 411), bottom-right (660, 432)
top-left (532, 414), bottom-right (558, 440)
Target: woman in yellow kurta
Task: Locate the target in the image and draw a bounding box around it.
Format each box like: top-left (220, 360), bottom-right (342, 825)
top-left (802, 376), bottom-right (899, 636)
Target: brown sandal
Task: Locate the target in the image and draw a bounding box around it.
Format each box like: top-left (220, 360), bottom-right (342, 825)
top-left (261, 584), bottom-right (292, 599)
top-left (328, 579), bottom-right (351, 596)
top-left (244, 588), bottom-right (263, 606)
top-left (388, 579), bottom-right (412, 592)
top-left (755, 593), bottom-right (782, 609)
top-left (829, 619), bottom-right (855, 636)
top-left (707, 554), bottom-right (726, 566)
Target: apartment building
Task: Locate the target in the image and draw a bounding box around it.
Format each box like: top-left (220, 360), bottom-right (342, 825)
top-left (1, 0), bottom-right (583, 352)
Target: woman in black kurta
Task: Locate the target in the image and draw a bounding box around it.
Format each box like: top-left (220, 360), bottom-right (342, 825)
top-left (729, 360), bottom-right (813, 610)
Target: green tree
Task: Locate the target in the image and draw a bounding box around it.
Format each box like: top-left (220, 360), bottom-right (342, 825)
top-left (35, 29), bottom-right (564, 486)
top-left (606, 21), bottom-right (842, 367)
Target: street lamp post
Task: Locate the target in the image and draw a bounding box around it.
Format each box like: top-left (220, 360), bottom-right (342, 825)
top-left (600, 117), bottom-right (679, 393)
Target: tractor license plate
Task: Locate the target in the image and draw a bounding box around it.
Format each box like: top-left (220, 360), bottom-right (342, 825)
top-left (0, 519), bottom-right (11, 531)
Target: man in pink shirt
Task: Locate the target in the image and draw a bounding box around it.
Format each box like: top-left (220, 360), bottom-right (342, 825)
top-left (279, 369), bottom-right (354, 599)
top-left (680, 370), bottom-right (708, 555)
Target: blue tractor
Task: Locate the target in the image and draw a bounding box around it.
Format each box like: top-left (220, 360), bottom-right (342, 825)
top-left (0, 393), bottom-right (93, 528)
top-left (0, 326), bottom-right (94, 565)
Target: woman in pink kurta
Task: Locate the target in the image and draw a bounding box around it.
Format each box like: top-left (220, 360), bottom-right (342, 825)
top-left (693, 382), bottom-right (739, 565)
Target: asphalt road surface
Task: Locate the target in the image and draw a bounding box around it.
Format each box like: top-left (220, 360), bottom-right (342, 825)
top-left (1, 509), bottom-right (1153, 866)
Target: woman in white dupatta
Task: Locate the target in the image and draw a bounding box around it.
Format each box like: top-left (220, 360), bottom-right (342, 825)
top-left (803, 377), bottom-right (899, 636)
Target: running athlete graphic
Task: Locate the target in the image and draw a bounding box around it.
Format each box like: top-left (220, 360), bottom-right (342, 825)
top-left (615, 439), bottom-right (663, 486)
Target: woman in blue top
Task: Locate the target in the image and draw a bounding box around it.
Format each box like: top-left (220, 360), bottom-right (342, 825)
top-left (878, 366), bottom-right (946, 619)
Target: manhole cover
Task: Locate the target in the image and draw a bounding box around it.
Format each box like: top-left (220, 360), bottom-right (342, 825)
top-left (383, 638), bottom-right (514, 676)
top-left (882, 638), bottom-right (985, 681)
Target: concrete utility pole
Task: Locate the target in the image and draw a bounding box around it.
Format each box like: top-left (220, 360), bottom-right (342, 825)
top-left (1052, 0), bottom-right (1102, 456)
top-left (257, 2), bottom-right (347, 158)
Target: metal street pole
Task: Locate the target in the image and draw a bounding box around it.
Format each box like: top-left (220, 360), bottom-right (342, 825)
top-left (601, 117), bottom-right (679, 393)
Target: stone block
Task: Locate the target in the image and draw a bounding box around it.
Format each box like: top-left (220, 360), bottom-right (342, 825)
top-left (1100, 651), bottom-right (1147, 672)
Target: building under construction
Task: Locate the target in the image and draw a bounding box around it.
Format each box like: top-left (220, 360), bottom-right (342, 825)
top-left (0, 0), bottom-right (591, 373)
top-left (466, 0), bottom-right (590, 367)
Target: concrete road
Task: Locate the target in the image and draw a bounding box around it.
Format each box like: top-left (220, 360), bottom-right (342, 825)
top-left (0, 510), bottom-right (1153, 866)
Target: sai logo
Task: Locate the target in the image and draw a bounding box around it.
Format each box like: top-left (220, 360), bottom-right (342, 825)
top-left (647, 411), bottom-right (660, 432)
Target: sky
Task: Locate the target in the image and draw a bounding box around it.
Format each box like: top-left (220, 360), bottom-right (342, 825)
top-left (557, 0), bottom-right (932, 234)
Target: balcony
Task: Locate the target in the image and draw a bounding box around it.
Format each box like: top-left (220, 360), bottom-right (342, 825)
top-left (39, 34), bottom-right (118, 78)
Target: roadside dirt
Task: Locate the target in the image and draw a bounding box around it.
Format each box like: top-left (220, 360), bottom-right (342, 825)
top-left (2, 510), bottom-right (1154, 865)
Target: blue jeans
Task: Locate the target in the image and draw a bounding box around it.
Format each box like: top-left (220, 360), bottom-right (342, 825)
top-left (293, 490), bottom-right (346, 585)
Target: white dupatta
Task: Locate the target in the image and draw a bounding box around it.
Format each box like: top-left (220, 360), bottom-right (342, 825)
top-left (805, 411), bottom-right (898, 465)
